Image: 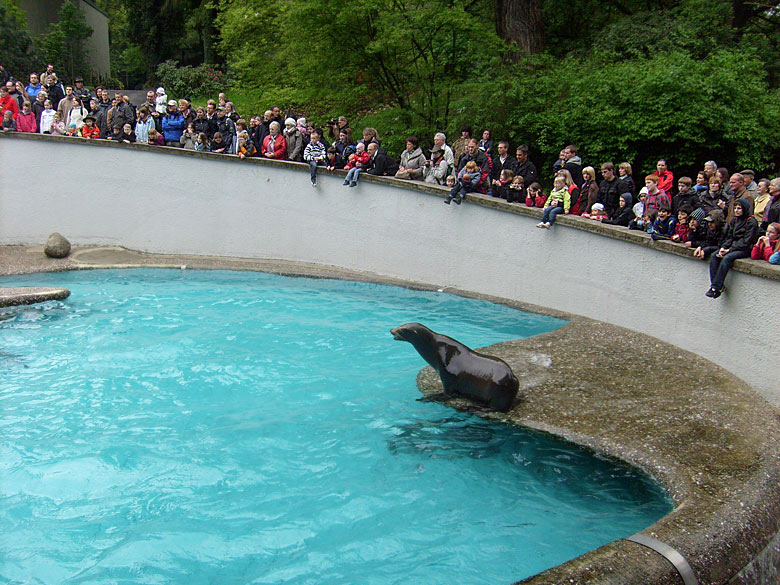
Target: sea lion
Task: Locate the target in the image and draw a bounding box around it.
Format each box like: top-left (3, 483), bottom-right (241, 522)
top-left (390, 322), bottom-right (519, 413)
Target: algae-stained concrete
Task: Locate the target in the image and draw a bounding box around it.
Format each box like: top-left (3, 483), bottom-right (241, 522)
top-left (1, 244), bottom-right (779, 585)
top-left (0, 286), bottom-right (71, 307)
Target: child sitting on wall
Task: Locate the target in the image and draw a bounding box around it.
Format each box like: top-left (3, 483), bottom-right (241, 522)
top-left (303, 128), bottom-right (327, 186)
top-left (343, 142), bottom-right (370, 187)
top-left (536, 174), bottom-right (570, 228)
top-left (444, 160), bottom-right (481, 205)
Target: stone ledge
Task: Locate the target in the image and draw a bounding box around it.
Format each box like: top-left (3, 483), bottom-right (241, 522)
top-left (2, 131), bottom-right (778, 283)
top-left (416, 318), bottom-right (780, 585)
top-left (0, 286), bottom-right (71, 307)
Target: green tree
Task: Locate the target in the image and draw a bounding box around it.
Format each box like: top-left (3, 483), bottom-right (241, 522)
top-left (0, 0), bottom-right (36, 77)
top-left (37, 0), bottom-right (93, 82)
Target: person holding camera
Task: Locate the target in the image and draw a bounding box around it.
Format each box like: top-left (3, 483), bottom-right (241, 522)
top-left (423, 145), bottom-right (449, 185)
top-left (328, 115), bottom-right (349, 140)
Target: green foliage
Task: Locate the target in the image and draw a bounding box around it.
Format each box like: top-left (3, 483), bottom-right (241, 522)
top-left (155, 60), bottom-right (231, 100)
top-left (0, 0), bottom-right (37, 77)
top-left (218, 0), bottom-right (503, 133)
top-left (36, 0), bottom-right (93, 82)
top-left (489, 48), bottom-right (780, 181)
top-left (207, 0), bottom-right (780, 176)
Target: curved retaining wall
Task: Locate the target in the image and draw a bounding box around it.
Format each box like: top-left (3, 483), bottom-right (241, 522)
top-left (1, 133), bottom-right (778, 404)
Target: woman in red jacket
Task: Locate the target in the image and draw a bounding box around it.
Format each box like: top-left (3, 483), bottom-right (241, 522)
top-left (262, 121), bottom-right (287, 160)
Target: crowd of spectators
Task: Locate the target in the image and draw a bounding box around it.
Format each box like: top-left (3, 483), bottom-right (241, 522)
top-left (2, 67), bottom-right (779, 297)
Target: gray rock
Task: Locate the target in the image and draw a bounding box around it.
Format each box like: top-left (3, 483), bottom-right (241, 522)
top-left (44, 233), bottom-right (71, 258)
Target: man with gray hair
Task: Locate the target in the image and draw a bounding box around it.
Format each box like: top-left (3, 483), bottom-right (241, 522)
top-left (433, 132), bottom-right (455, 172)
top-left (704, 160), bottom-right (718, 179)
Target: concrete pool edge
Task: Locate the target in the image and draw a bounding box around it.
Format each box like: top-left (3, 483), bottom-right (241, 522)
top-left (2, 245), bottom-right (780, 585)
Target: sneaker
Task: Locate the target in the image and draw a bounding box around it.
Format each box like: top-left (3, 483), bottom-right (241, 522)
top-left (543, 223), bottom-right (551, 229)
top-left (311, 178), bottom-right (317, 187)
top-left (536, 222), bottom-right (545, 228)
top-left (350, 181), bottom-right (357, 188)
top-left (705, 287), bottom-right (717, 298)
top-left (343, 180), bottom-right (350, 186)
top-left (711, 287), bottom-right (722, 298)
top-left (443, 197), bottom-right (452, 205)
top-left (454, 196), bottom-right (463, 205)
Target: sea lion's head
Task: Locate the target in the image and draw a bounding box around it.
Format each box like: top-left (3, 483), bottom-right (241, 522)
top-left (390, 322), bottom-right (430, 343)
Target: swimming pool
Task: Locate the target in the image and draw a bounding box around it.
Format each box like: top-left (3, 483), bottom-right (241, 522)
top-left (0, 269), bottom-right (671, 584)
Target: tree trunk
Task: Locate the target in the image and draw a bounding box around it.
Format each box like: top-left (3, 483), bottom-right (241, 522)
top-left (495, 0), bottom-right (544, 60)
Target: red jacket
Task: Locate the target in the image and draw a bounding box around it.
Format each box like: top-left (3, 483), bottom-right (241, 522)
top-left (15, 111), bottom-right (37, 133)
top-left (751, 238), bottom-right (779, 261)
top-left (262, 134), bottom-right (287, 160)
top-left (657, 171), bottom-right (674, 195)
top-left (345, 150), bottom-right (370, 170)
top-left (80, 124), bottom-right (100, 139)
top-left (525, 191), bottom-right (547, 208)
top-left (0, 95), bottom-right (19, 117)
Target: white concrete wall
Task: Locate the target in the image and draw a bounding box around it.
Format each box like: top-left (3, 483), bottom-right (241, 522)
top-left (1, 135), bottom-right (778, 404)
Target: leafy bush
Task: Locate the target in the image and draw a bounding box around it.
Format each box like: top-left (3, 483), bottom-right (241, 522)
top-left (155, 60), bottom-right (231, 100)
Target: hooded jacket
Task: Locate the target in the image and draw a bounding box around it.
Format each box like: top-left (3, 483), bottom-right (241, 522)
top-left (720, 199), bottom-right (759, 253)
top-left (602, 193), bottom-right (635, 226)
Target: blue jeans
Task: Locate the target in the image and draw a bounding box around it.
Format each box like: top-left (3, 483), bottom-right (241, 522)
top-left (345, 167), bottom-right (362, 183)
top-left (709, 250), bottom-right (748, 290)
top-left (542, 206), bottom-right (564, 225)
top-left (309, 160), bottom-right (320, 182)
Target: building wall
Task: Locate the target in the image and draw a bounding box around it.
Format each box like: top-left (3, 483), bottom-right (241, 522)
top-left (18, 0), bottom-right (110, 78)
top-left (1, 134), bottom-right (777, 404)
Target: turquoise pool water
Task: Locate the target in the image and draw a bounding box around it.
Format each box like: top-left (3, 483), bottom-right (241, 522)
top-left (0, 269), bottom-right (671, 585)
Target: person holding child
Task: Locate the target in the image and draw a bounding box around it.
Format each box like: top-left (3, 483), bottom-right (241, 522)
top-left (445, 160), bottom-right (481, 205)
top-left (343, 142), bottom-right (370, 187)
top-left (536, 174), bottom-right (570, 228)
